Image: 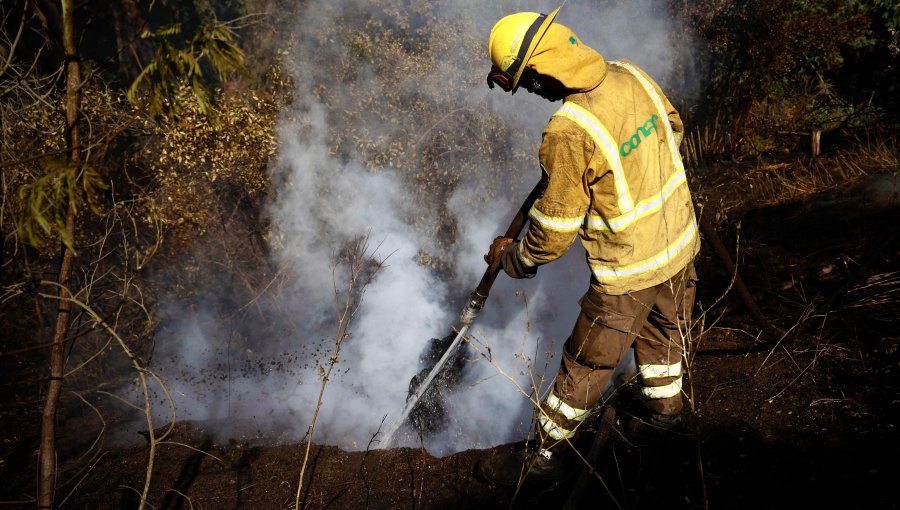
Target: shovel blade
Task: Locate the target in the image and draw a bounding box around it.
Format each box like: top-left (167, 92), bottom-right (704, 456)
top-left (406, 332), bottom-right (467, 435)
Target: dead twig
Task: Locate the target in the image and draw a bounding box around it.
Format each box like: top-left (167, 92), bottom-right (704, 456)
top-left (463, 330), bottom-right (623, 510)
top-left (562, 405), bottom-right (618, 510)
top-left (698, 211), bottom-right (785, 340)
top-left (294, 234), bottom-right (385, 509)
top-left (39, 283), bottom-right (175, 510)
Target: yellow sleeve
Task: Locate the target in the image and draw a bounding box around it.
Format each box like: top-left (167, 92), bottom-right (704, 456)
top-left (517, 123), bottom-right (592, 268)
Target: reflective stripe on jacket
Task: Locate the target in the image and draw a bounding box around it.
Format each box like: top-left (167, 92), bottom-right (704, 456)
top-left (518, 60), bottom-right (699, 295)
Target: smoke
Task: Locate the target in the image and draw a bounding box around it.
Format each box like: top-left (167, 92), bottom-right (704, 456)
top-left (135, 0), bottom-right (698, 455)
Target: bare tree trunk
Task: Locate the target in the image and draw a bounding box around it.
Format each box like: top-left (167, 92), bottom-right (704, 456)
top-left (37, 0), bottom-right (80, 507)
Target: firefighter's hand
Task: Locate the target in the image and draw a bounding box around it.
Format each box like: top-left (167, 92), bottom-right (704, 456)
top-left (501, 241), bottom-right (537, 279)
top-left (484, 236), bottom-right (514, 272)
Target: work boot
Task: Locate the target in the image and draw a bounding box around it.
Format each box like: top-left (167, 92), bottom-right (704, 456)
top-left (623, 411), bottom-right (689, 444)
top-left (475, 443), bottom-right (574, 487)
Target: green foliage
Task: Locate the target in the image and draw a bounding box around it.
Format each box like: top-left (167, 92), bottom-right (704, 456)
top-left (127, 22), bottom-right (247, 126)
top-left (18, 159), bottom-right (107, 254)
top-left (852, 0), bottom-right (900, 32)
top-left (679, 0), bottom-right (900, 145)
top-left (687, 0), bottom-right (868, 116)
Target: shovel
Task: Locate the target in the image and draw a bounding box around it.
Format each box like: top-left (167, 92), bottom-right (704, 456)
top-left (379, 176), bottom-right (547, 447)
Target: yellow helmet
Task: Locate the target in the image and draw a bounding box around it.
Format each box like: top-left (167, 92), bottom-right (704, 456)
top-left (487, 7), bottom-right (561, 93)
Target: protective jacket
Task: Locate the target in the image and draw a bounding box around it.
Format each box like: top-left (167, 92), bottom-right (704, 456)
top-left (514, 26), bottom-right (699, 295)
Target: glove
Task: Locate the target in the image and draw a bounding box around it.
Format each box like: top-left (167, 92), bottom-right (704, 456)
top-left (484, 236), bottom-right (514, 273)
top-left (484, 237), bottom-right (537, 279)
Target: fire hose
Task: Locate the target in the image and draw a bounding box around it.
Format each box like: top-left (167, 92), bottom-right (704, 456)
top-left (378, 176), bottom-right (548, 448)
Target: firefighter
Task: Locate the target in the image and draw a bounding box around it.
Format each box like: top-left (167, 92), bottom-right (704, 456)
top-left (478, 7), bottom-right (700, 486)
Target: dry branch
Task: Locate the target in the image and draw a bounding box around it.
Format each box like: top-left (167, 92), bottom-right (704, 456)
top-left (38, 284), bottom-right (174, 510)
top-left (295, 235), bottom-right (384, 509)
top-left (698, 210), bottom-right (785, 340)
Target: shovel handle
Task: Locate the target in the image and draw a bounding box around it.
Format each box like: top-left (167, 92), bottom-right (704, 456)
top-left (460, 175), bottom-right (548, 325)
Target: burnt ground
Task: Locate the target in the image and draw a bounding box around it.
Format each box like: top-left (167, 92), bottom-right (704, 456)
top-left (1, 167), bottom-right (898, 509)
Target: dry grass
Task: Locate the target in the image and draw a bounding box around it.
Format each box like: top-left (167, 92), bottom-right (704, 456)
top-left (681, 116), bottom-right (738, 168)
top-left (698, 133), bottom-right (899, 218)
top-left (840, 271), bottom-right (900, 327)
top-left (756, 134), bottom-right (895, 203)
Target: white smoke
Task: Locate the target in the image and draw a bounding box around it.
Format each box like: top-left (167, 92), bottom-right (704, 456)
top-left (136, 0), bottom-right (697, 455)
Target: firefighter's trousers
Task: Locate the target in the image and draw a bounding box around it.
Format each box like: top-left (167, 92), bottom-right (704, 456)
top-left (537, 263), bottom-right (697, 446)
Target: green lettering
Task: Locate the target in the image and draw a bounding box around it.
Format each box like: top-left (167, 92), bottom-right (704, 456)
top-left (621, 114), bottom-right (661, 158)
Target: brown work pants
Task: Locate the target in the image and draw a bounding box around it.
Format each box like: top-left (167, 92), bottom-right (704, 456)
top-left (540, 263), bottom-right (697, 446)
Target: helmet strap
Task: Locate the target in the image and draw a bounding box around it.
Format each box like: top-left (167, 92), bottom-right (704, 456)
top-left (504, 13), bottom-right (548, 86)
